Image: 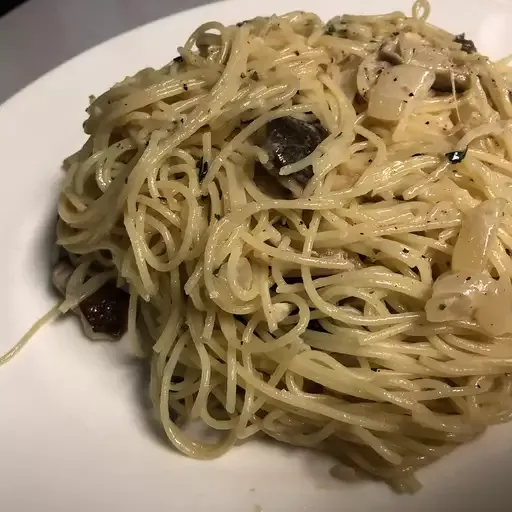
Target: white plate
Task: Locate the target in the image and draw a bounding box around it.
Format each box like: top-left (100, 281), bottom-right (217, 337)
top-left (1, 1), bottom-right (512, 510)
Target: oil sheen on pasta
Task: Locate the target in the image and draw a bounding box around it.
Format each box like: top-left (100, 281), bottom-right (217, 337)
top-left (24, 0), bottom-right (512, 493)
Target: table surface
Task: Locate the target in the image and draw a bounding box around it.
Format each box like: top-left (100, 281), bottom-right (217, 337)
top-left (0, 0), bottom-right (214, 106)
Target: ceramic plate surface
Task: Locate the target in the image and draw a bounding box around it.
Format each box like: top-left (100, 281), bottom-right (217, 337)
top-left (1, 1), bottom-right (512, 510)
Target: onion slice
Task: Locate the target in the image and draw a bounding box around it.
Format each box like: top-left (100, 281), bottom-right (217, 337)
top-left (368, 64), bottom-right (435, 121)
top-left (452, 198), bottom-right (506, 274)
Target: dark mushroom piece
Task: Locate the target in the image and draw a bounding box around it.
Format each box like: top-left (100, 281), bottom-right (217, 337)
top-left (454, 33), bottom-right (477, 54)
top-left (379, 37), bottom-right (402, 65)
top-left (307, 319), bottom-right (328, 333)
top-left (52, 259), bottom-right (129, 340)
top-left (79, 282), bottom-right (129, 339)
top-left (252, 161), bottom-right (293, 199)
top-left (259, 116), bottom-right (328, 196)
top-left (432, 69), bottom-right (471, 93)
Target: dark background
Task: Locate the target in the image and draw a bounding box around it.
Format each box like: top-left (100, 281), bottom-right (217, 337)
top-left (1, 0), bottom-right (26, 16)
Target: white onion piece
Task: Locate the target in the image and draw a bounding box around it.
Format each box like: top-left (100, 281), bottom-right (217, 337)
top-left (272, 303), bottom-right (293, 324)
top-left (425, 272), bottom-right (493, 323)
top-left (475, 277), bottom-right (512, 336)
top-left (368, 65), bottom-right (435, 121)
top-left (356, 55), bottom-right (390, 99)
top-left (400, 33), bottom-right (448, 69)
top-left (426, 272), bottom-right (512, 335)
top-left (452, 198), bottom-right (506, 274)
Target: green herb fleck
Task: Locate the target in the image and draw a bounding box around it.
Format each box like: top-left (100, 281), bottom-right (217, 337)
top-left (446, 147), bottom-right (468, 164)
top-left (439, 304), bottom-right (447, 311)
top-left (214, 213), bottom-right (221, 220)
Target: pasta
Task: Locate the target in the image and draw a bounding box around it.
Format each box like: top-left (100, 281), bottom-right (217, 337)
top-left (6, 0), bottom-right (512, 493)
